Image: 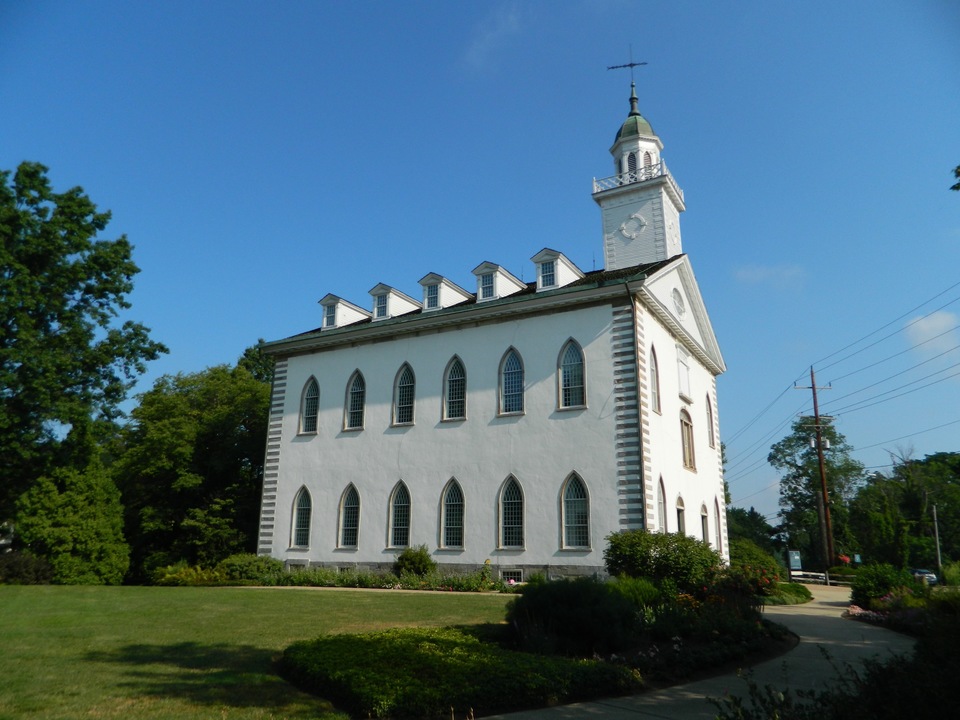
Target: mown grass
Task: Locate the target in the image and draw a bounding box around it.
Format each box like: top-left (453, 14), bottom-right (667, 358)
top-left (0, 585), bottom-right (512, 720)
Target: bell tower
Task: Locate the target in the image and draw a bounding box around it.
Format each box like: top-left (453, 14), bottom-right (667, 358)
top-left (593, 82), bottom-right (685, 270)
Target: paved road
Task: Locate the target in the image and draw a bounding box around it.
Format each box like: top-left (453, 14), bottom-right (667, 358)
top-left (487, 584), bottom-right (917, 720)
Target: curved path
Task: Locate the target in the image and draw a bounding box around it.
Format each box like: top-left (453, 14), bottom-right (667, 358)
top-left (488, 584), bottom-right (917, 720)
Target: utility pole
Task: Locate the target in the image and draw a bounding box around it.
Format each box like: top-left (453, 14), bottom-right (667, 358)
top-left (933, 503), bottom-right (943, 578)
top-left (796, 367), bottom-right (834, 569)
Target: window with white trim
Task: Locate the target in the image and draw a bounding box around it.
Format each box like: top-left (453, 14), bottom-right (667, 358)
top-left (681, 409), bottom-right (696, 470)
top-left (340, 485), bottom-right (360, 547)
top-left (324, 304), bottom-right (336, 328)
top-left (441, 480), bottom-right (464, 548)
top-left (500, 349), bottom-right (524, 414)
top-left (444, 357), bottom-right (466, 420)
top-left (677, 347), bottom-right (691, 399)
top-left (425, 284), bottom-right (439, 309)
top-left (500, 477), bottom-right (523, 547)
top-left (657, 477), bottom-right (667, 532)
top-left (676, 496), bottom-right (686, 535)
top-left (301, 378), bottom-right (319, 433)
top-left (714, 499), bottom-right (723, 552)
top-left (706, 393), bottom-right (716, 448)
top-left (701, 504), bottom-right (709, 544)
top-left (559, 341), bottom-right (585, 408)
top-left (480, 273), bottom-right (494, 299)
top-left (390, 483), bottom-right (410, 547)
top-left (650, 347), bottom-right (661, 414)
top-left (562, 474), bottom-right (589, 548)
top-left (375, 294), bottom-right (387, 319)
top-left (393, 364), bottom-right (415, 425)
top-left (539, 260), bottom-right (556, 288)
top-left (292, 487), bottom-right (311, 547)
top-left (345, 372), bottom-right (365, 429)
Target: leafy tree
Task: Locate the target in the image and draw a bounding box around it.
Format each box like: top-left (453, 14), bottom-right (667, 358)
top-left (0, 162), bottom-right (166, 519)
top-left (848, 472), bottom-right (910, 567)
top-left (15, 455), bottom-right (129, 584)
top-left (768, 417), bottom-right (864, 569)
top-left (113, 358), bottom-right (270, 581)
top-left (951, 164), bottom-right (960, 192)
top-left (726, 506), bottom-right (780, 556)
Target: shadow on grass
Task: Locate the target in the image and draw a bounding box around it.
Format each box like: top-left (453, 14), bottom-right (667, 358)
top-left (85, 642), bottom-right (340, 716)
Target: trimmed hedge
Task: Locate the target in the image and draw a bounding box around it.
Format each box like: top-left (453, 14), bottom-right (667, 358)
top-left (604, 529), bottom-right (723, 591)
top-left (281, 627), bottom-right (642, 719)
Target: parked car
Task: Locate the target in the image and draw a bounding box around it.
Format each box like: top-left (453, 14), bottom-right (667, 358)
top-left (911, 568), bottom-right (938, 585)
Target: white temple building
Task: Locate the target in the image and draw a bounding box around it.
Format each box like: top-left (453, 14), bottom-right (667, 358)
top-left (257, 84), bottom-right (727, 580)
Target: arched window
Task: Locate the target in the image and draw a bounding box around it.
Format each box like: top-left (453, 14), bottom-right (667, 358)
top-left (301, 378), bottom-right (319, 433)
top-left (340, 485), bottom-right (360, 547)
top-left (657, 477), bottom-right (667, 532)
top-left (643, 151), bottom-right (652, 169)
top-left (441, 480), bottom-right (464, 548)
top-left (393, 364), bottom-right (415, 425)
top-left (676, 496), bottom-right (686, 535)
top-left (706, 393), bottom-right (716, 448)
top-left (345, 372), bottom-right (365, 430)
top-left (649, 347), bottom-right (661, 414)
top-left (390, 482), bottom-right (410, 547)
top-left (444, 357), bottom-right (466, 420)
top-left (558, 341), bottom-right (585, 408)
top-left (701, 504), bottom-right (709, 543)
top-left (680, 409), bottom-right (696, 469)
top-left (562, 474), bottom-right (589, 548)
top-left (500, 349), bottom-right (524, 414)
top-left (627, 152), bottom-right (637, 174)
top-left (292, 487), bottom-right (311, 547)
top-left (714, 499), bottom-right (723, 552)
top-left (500, 477), bottom-right (524, 547)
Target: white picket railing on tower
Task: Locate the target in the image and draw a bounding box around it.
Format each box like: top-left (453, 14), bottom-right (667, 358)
top-left (593, 161), bottom-right (684, 202)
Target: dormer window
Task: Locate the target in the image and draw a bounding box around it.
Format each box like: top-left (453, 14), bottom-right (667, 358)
top-left (425, 284), bottom-right (439, 309)
top-left (375, 294), bottom-right (388, 319)
top-left (323, 304), bottom-right (336, 328)
top-left (539, 260), bottom-right (556, 289)
top-left (480, 273), bottom-right (494, 299)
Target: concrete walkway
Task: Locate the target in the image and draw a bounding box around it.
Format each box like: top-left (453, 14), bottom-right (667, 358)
top-left (488, 584), bottom-right (917, 720)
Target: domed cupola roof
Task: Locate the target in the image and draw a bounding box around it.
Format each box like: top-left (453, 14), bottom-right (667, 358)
top-left (614, 81), bottom-right (655, 141)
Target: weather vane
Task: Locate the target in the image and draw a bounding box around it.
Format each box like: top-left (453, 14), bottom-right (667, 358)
top-left (607, 45), bottom-right (647, 83)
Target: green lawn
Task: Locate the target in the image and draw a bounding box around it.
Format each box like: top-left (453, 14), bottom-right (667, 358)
top-left (0, 585), bottom-right (512, 720)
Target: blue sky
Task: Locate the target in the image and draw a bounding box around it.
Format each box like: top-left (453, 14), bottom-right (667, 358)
top-left (3, 1), bottom-right (959, 522)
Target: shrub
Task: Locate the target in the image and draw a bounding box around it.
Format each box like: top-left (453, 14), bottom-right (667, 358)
top-left (215, 553), bottom-right (284, 583)
top-left (767, 581), bottom-right (813, 605)
top-left (604, 530), bottom-right (723, 592)
top-left (941, 560), bottom-right (960, 587)
top-left (850, 563), bottom-right (913, 609)
top-left (0, 551), bottom-right (53, 584)
top-left (281, 627), bottom-right (641, 719)
top-left (392, 544), bottom-right (435, 577)
top-left (506, 577), bottom-right (639, 655)
top-left (728, 538), bottom-right (783, 597)
top-left (152, 561), bottom-right (224, 586)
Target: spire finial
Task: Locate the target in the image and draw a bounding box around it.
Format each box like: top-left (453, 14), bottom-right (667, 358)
top-left (607, 46), bottom-right (647, 116)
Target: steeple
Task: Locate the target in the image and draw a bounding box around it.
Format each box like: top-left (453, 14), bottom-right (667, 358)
top-left (593, 84), bottom-right (685, 270)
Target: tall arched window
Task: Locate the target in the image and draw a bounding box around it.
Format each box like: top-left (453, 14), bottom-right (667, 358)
top-left (345, 372), bottom-right (365, 429)
top-left (292, 487), bottom-right (311, 547)
top-left (562, 474), bottom-right (589, 548)
top-left (500, 477), bottom-right (524, 547)
top-left (649, 347), bottom-right (661, 414)
top-left (500, 349), bottom-right (524, 414)
top-left (558, 341), bottom-right (585, 408)
top-left (301, 378), bottom-right (319, 433)
top-left (714, 499), bottom-right (723, 552)
top-left (443, 357), bottom-right (466, 420)
top-left (676, 496), bottom-right (686, 535)
top-left (390, 482), bottom-right (410, 547)
top-left (657, 477), bottom-right (667, 532)
top-left (680, 409), bottom-right (696, 469)
top-left (643, 151), bottom-right (652, 169)
top-left (340, 485), bottom-right (360, 547)
top-left (393, 364), bottom-right (415, 425)
top-left (627, 151), bottom-right (637, 174)
top-left (701, 504), bottom-right (709, 543)
top-left (441, 480), bottom-right (464, 548)
top-left (706, 393), bottom-right (716, 448)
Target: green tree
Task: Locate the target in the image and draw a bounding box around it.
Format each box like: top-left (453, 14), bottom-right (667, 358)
top-left (114, 358), bottom-right (270, 580)
top-left (951, 164), bottom-right (960, 192)
top-left (15, 455), bottom-right (129, 584)
top-left (768, 417), bottom-right (864, 569)
top-left (0, 162), bottom-right (166, 519)
top-left (726, 506), bottom-right (780, 556)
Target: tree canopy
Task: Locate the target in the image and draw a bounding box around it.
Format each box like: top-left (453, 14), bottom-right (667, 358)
top-left (0, 162), bottom-right (166, 517)
top-left (768, 416), bottom-right (864, 569)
